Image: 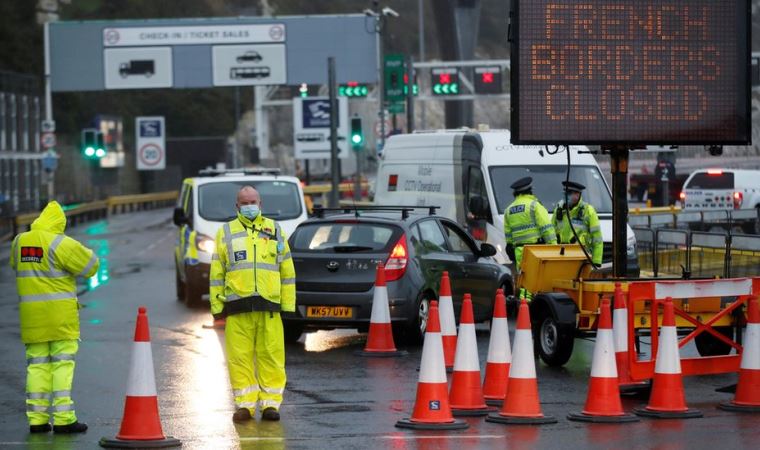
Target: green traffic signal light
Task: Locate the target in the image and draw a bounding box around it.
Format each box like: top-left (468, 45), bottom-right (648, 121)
top-left (350, 117), bottom-right (363, 150)
top-left (95, 148), bottom-right (106, 158)
top-left (84, 146), bottom-right (95, 157)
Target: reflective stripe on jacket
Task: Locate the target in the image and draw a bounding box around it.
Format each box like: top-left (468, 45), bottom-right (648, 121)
top-left (209, 212), bottom-right (296, 315)
top-left (552, 199), bottom-right (603, 265)
top-left (10, 201), bottom-right (99, 344)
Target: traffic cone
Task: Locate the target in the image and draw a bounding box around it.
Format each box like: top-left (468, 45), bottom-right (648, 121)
top-left (634, 297), bottom-right (702, 419)
top-left (486, 298), bottom-right (557, 425)
top-left (449, 294), bottom-right (492, 416)
top-left (356, 262), bottom-right (407, 357)
top-left (100, 307), bottom-right (181, 448)
top-left (719, 295), bottom-right (760, 412)
top-left (482, 289), bottom-right (511, 406)
top-left (438, 271), bottom-right (457, 371)
top-left (612, 282), bottom-right (649, 394)
top-left (568, 298), bottom-right (639, 423)
top-left (396, 301), bottom-right (468, 430)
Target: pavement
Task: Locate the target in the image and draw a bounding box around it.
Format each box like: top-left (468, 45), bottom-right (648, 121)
top-left (0, 208), bottom-right (758, 449)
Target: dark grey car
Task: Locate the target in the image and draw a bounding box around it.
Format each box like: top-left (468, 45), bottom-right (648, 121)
top-left (284, 207), bottom-right (513, 344)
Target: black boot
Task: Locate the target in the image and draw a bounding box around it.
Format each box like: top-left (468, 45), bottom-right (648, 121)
top-left (232, 408), bottom-right (252, 423)
top-left (53, 421), bottom-right (87, 434)
top-left (261, 407), bottom-right (280, 421)
top-left (29, 424), bottom-right (51, 433)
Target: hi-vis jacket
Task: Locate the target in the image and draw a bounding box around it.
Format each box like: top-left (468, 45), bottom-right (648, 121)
top-left (209, 212), bottom-right (296, 315)
top-left (10, 201), bottom-right (99, 343)
top-left (504, 194), bottom-right (556, 271)
top-left (552, 199), bottom-right (603, 265)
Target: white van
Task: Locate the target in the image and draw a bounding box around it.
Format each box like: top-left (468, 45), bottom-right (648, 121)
top-left (373, 129), bottom-right (639, 274)
top-left (173, 168), bottom-right (308, 306)
top-left (681, 169), bottom-right (760, 234)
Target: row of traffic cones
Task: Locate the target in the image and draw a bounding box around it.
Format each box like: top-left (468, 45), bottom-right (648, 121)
top-left (395, 281), bottom-right (760, 428)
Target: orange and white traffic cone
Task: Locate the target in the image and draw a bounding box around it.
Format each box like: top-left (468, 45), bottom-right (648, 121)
top-left (396, 300), bottom-right (468, 430)
top-left (568, 298), bottom-right (638, 423)
top-left (100, 307), bottom-right (181, 448)
top-left (719, 295), bottom-right (760, 413)
top-left (356, 262), bottom-right (407, 357)
top-left (438, 271), bottom-right (457, 371)
top-left (486, 298), bottom-right (557, 425)
top-left (634, 297), bottom-right (702, 419)
top-left (482, 289), bottom-right (511, 406)
top-left (449, 294), bottom-right (492, 416)
top-left (612, 282), bottom-right (649, 394)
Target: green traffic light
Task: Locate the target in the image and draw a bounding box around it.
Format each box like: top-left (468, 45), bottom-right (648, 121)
top-left (85, 147), bottom-right (95, 157)
top-left (352, 134), bottom-right (363, 144)
top-left (95, 148), bottom-right (106, 158)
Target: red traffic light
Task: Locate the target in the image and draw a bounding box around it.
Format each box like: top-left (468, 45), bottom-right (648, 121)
top-left (439, 73), bottom-right (451, 84)
top-left (481, 72), bottom-right (494, 84)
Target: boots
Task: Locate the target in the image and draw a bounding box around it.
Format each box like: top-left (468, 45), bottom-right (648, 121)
top-left (29, 424), bottom-right (51, 433)
top-left (53, 421), bottom-right (87, 434)
top-left (232, 408), bottom-right (252, 423)
top-left (261, 407), bottom-right (280, 421)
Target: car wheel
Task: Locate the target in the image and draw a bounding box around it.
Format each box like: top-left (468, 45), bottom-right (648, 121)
top-left (534, 308), bottom-right (574, 367)
top-left (397, 294), bottom-right (430, 345)
top-left (695, 326), bottom-right (734, 356)
top-left (283, 323), bottom-right (304, 344)
top-left (175, 269), bottom-right (185, 302)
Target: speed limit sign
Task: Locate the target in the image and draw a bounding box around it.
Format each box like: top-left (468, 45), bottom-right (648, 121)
top-left (136, 116), bottom-right (165, 170)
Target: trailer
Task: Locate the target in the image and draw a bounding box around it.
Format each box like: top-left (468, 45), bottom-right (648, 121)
top-left (516, 244), bottom-right (754, 380)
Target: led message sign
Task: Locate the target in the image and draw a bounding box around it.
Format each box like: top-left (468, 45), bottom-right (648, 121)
top-left (510, 0), bottom-right (750, 145)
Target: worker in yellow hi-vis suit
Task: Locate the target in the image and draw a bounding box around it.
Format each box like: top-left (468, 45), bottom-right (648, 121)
top-left (503, 176), bottom-right (557, 272)
top-left (209, 186), bottom-right (296, 423)
top-left (10, 201), bottom-right (99, 434)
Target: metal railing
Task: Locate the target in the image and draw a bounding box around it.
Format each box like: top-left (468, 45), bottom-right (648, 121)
top-left (10, 191), bottom-right (178, 237)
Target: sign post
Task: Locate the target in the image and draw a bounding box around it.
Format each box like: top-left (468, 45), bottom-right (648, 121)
top-left (135, 116), bottom-right (166, 170)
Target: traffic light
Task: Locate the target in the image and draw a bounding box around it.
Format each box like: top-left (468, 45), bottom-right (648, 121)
top-left (431, 68), bottom-right (460, 95)
top-left (474, 66), bottom-right (503, 94)
top-left (81, 128), bottom-right (106, 160)
top-left (299, 83), bottom-right (308, 97)
top-left (350, 116), bottom-right (364, 150)
top-left (339, 82), bottom-right (369, 97)
top-left (402, 73), bottom-right (419, 96)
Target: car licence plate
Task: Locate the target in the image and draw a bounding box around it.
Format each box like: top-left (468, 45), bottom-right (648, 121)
top-left (306, 306), bottom-right (353, 318)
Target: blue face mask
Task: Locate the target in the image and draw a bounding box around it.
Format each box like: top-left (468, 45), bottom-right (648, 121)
top-left (240, 204), bottom-right (260, 219)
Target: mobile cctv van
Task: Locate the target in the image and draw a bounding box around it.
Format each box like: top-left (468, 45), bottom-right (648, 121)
top-left (373, 129), bottom-right (640, 275)
top-left (173, 168), bottom-right (308, 306)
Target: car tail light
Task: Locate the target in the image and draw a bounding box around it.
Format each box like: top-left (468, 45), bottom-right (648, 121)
top-left (385, 234), bottom-right (408, 281)
top-left (733, 191), bottom-right (743, 209)
top-left (679, 191), bottom-right (686, 208)
top-left (707, 169), bottom-right (723, 175)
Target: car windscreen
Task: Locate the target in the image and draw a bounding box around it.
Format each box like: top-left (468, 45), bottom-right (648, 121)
top-left (685, 172), bottom-right (735, 190)
top-left (490, 165), bottom-right (612, 214)
top-left (198, 180), bottom-right (302, 221)
top-left (291, 222), bottom-right (399, 253)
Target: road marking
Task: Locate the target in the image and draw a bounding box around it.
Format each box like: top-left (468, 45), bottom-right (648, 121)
top-left (238, 435), bottom-right (508, 442)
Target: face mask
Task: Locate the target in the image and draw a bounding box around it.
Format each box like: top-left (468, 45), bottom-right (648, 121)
top-left (239, 204), bottom-right (260, 219)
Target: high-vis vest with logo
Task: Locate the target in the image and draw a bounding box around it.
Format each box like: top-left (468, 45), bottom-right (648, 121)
top-left (503, 194), bottom-right (556, 269)
top-left (10, 202), bottom-right (99, 344)
top-left (209, 213), bottom-right (296, 315)
top-left (552, 199), bottom-right (603, 265)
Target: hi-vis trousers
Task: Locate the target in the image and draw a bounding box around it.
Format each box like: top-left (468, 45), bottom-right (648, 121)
top-left (25, 339), bottom-right (78, 426)
top-left (225, 311), bottom-right (286, 413)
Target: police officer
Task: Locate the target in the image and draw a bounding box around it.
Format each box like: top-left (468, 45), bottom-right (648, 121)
top-left (503, 177), bottom-right (556, 272)
top-left (209, 186), bottom-right (296, 423)
top-left (552, 181), bottom-right (603, 266)
top-left (10, 201), bottom-right (99, 434)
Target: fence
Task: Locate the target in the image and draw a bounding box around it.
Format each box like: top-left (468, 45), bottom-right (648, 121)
top-left (9, 191), bottom-right (178, 237)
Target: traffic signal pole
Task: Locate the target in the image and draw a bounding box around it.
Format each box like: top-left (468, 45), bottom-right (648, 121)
top-left (328, 57), bottom-right (340, 208)
top-left (606, 146), bottom-right (630, 278)
top-left (43, 22), bottom-right (55, 201)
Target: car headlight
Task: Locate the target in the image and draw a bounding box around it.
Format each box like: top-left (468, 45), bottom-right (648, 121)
top-left (626, 236), bottom-right (636, 257)
top-left (197, 236), bottom-right (216, 254)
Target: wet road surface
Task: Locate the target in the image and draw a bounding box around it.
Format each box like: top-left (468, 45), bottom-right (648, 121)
top-left (0, 208), bottom-right (757, 449)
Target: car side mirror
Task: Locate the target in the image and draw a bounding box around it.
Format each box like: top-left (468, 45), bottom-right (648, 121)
top-left (173, 207), bottom-right (187, 227)
top-left (479, 243), bottom-right (497, 257)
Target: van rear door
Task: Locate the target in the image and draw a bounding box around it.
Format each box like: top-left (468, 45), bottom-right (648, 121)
top-left (683, 170), bottom-right (736, 210)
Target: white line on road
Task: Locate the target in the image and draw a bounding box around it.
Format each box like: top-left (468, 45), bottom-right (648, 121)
top-left (237, 434), bottom-right (508, 442)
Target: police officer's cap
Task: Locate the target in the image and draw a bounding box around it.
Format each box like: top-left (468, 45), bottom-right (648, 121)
top-left (510, 177), bottom-right (533, 192)
top-left (562, 180), bottom-right (586, 192)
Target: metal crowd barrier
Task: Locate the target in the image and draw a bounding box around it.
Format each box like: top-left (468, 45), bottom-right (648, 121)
top-left (10, 191), bottom-right (179, 237)
top-left (302, 182), bottom-right (371, 213)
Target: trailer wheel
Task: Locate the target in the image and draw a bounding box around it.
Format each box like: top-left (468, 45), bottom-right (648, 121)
top-left (534, 308), bottom-right (575, 367)
top-left (695, 326), bottom-right (733, 356)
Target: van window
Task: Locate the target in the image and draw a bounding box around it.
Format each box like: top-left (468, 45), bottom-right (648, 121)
top-left (685, 172), bottom-right (735, 190)
top-left (467, 167), bottom-right (492, 222)
top-left (490, 165), bottom-right (612, 214)
top-left (198, 180), bottom-right (302, 221)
